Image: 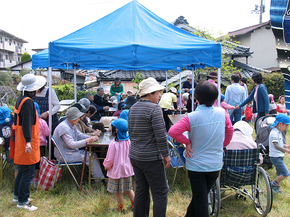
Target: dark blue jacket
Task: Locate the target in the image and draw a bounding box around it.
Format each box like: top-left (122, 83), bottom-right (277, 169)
top-left (239, 84), bottom-right (269, 114)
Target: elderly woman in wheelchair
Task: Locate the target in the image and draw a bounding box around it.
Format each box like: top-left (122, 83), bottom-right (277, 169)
top-left (208, 121), bottom-right (273, 217)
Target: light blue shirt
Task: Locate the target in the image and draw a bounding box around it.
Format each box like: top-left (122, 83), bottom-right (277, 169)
top-left (187, 105), bottom-right (225, 172)
top-left (225, 83), bottom-right (247, 116)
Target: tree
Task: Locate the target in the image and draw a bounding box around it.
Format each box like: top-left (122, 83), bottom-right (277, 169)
top-left (132, 72), bottom-right (145, 91)
top-left (20, 68), bottom-right (31, 77)
top-left (21, 52), bottom-right (31, 63)
top-left (189, 28), bottom-right (241, 83)
top-left (0, 71), bottom-right (13, 86)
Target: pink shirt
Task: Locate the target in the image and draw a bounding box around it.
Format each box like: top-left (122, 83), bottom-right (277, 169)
top-left (221, 101), bottom-right (235, 116)
top-left (168, 113), bottom-right (233, 148)
top-left (39, 118), bottom-right (50, 146)
top-left (103, 139), bottom-right (134, 179)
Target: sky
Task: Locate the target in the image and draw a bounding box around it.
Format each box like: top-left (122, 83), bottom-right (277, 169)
top-left (1, 0), bottom-right (271, 55)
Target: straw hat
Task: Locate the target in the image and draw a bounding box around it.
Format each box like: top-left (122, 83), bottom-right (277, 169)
top-left (17, 74), bottom-right (46, 92)
top-left (169, 87), bottom-right (177, 93)
top-left (138, 77), bottom-right (165, 97)
top-left (101, 117), bottom-right (112, 128)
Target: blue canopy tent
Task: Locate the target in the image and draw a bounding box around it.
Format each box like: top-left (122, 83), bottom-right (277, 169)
top-left (34, 0), bottom-right (222, 159)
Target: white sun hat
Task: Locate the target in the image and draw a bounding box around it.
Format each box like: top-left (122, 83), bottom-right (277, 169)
top-left (17, 74), bottom-right (47, 92)
top-left (138, 77), bottom-right (165, 97)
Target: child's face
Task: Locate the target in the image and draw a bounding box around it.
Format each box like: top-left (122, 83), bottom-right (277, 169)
top-left (280, 97), bottom-right (285, 104)
top-left (278, 122), bottom-right (288, 132)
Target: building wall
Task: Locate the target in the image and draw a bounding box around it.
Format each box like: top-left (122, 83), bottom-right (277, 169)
top-left (233, 26), bottom-right (278, 69)
top-left (0, 33), bottom-right (27, 68)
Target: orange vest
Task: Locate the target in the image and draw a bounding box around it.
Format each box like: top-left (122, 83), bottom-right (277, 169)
top-left (12, 97), bottom-right (40, 165)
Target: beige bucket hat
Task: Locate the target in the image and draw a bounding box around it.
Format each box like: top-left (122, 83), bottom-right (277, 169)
top-left (138, 77), bottom-right (165, 97)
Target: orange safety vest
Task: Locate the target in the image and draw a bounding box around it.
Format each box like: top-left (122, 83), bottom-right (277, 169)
top-left (11, 97), bottom-right (40, 165)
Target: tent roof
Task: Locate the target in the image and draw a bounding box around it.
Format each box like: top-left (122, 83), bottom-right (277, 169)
top-left (47, 0), bottom-right (221, 71)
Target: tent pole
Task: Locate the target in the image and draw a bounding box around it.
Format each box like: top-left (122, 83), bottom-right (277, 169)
top-left (166, 71), bottom-right (168, 93)
top-left (191, 66), bottom-right (195, 112)
top-left (48, 67), bottom-right (52, 160)
top-left (217, 68), bottom-right (221, 107)
top-left (179, 71), bottom-right (182, 114)
top-left (74, 65), bottom-right (77, 103)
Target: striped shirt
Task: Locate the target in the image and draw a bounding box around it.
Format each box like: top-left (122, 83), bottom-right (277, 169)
top-left (128, 99), bottom-right (169, 161)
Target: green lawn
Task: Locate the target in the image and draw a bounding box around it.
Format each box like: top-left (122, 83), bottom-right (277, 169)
top-left (1, 129), bottom-right (290, 216)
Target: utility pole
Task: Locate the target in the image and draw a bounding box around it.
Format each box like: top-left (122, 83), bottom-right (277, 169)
top-left (251, 0), bottom-right (265, 24)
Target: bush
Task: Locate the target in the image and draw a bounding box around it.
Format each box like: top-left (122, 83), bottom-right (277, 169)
top-left (246, 72), bottom-right (284, 102)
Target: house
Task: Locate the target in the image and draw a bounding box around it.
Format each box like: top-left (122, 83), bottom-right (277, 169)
top-left (0, 29), bottom-right (28, 70)
top-left (228, 21), bottom-right (279, 71)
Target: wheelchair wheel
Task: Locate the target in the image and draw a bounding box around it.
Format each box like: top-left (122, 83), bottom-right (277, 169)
top-left (208, 178), bottom-right (221, 216)
top-left (252, 166), bottom-right (272, 216)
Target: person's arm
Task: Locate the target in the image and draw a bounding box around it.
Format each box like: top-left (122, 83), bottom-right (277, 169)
top-left (50, 88), bottom-right (61, 115)
top-left (241, 88), bottom-right (247, 110)
top-left (21, 99), bottom-right (36, 142)
top-left (221, 102), bottom-right (235, 110)
top-left (120, 83), bottom-right (124, 96)
top-left (272, 140), bottom-right (288, 153)
top-left (151, 106), bottom-right (169, 158)
top-left (261, 85), bottom-right (270, 114)
top-left (168, 115), bottom-right (191, 146)
top-left (103, 141), bottom-right (116, 170)
top-left (110, 83), bottom-right (117, 96)
top-left (276, 105), bottom-right (287, 113)
top-left (223, 114), bottom-right (234, 148)
top-left (238, 87), bottom-right (255, 109)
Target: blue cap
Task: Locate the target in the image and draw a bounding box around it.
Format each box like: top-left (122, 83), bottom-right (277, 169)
top-left (34, 102), bottom-right (41, 118)
top-left (0, 106), bottom-right (12, 125)
top-left (177, 90), bottom-right (183, 94)
top-left (271, 114), bottom-right (290, 128)
top-left (120, 109), bottom-right (129, 121)
top-left (111, 118), bottom-right (129, 141)
top-left (221, 94), bottom-right (225, 100)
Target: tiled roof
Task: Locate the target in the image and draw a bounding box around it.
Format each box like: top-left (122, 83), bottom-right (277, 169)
top-left (222, 41), bottom-right (253, 57)
top-left (228, 20), bottom-right (271, 37)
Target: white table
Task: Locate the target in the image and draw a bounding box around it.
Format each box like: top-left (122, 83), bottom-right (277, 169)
top-left (59, 99), bottom-right (75, 105)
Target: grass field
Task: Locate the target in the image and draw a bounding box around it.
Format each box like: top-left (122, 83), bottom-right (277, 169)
top-left (1, 128), bottom-right (290, 216)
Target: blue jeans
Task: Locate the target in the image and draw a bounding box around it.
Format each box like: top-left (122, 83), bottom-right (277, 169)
top-left (14, 164), bottom-right (35, 204)
top-left (230, 108), bottom-right (241, 125)
top-left (270, 157), bottom-right (290, 177)
top-left (130, 159), bottom-right (168, 217)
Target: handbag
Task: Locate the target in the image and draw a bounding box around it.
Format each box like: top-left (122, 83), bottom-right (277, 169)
top-left (37, 156), bottom-right (62, 190)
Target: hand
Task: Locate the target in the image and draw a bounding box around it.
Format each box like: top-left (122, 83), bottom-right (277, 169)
top-left (86, 136), bottom-right (99, 144)
top-left (25, 142), bottom-right (32, 153)
top-left (185, 144), bottom-right (194, 158)
top-left (40, 112), bottom-right (49, 119)
top-left (93, 129), bottom-right (101, 136)
top-left (103, 106), bottom-right (109, 111)
top-left (164, 155), bottom-right (171, 169)
top-left (234, 105), bottom-right (240, 110)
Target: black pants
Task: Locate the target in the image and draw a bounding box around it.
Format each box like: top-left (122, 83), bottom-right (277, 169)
top-left (130, 159), bottom-right (168, 217)
top-left (185, 170), bottom-right (219, 217)
top-left (162, 108), bottom-right (173, 132)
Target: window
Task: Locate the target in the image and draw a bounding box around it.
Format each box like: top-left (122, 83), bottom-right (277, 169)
top-left (5, 55), bottom-right (8, 60)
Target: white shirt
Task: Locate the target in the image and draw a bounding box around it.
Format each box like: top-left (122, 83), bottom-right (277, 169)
top-left (269, 127), bottom-right (285, 157)
top-left (35, 87), bottom-right (60, 115)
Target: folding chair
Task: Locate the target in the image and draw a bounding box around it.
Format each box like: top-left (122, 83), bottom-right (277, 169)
top-left (51, 137), bottom-right (84, 188)
top-left (168, 140), bottom-right (187, 188)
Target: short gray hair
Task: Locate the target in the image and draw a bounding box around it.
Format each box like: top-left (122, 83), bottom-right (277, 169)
top-left (85, 92), bottom-right (93, 98)
top-left (78, 98), bottom-right (90, 108)
top-left (97, 87), bottom-right (104, 92)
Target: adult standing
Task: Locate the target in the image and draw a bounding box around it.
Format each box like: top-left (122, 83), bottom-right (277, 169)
top-left (182, 73), bottom-right (197, 93)
top-left (11, 74), bottom-right (46, 211)
top-left (110, 77), bottom-right (124, 98)
top-left (168, 81), bottom-right (233, 217)
top-left (158, 87), bottom-right (178, 131)
top-left (128, 77), bottom-right (171, 217)
top-left (236, 72), bottom-right (269, 131)
top-left (33, 79), bottom-right (60, 133)
top-left (225, 74), bottom-right (247, 125)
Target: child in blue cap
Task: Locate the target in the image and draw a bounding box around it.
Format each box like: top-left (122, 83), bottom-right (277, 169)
top-left (269, 113), bottom-right (290, 193)
top-left (103, 118), bottom-right (135, 214)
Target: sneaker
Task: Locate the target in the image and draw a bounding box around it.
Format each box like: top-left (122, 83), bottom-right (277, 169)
top-left (112, 208), bottom-right (126, 214)
top-left (16, 203), bottom-right (38, 211)
top-left (271, 186), bottom-right (282, 193)
top-left (12, 198), bottom-right (33, 203)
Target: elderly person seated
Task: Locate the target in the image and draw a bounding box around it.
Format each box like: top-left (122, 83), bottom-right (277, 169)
top-left (53, 107), bottom-right (105, 180)
top-left (226, 121), bottom-right (263, 163)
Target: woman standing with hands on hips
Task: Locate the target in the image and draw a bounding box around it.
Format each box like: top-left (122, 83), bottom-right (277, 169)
top-left (168, 81), bottom-right (233, 217)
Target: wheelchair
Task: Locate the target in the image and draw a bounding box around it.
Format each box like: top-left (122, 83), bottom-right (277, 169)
top-left (209, 148), bottom-right (272, 217)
